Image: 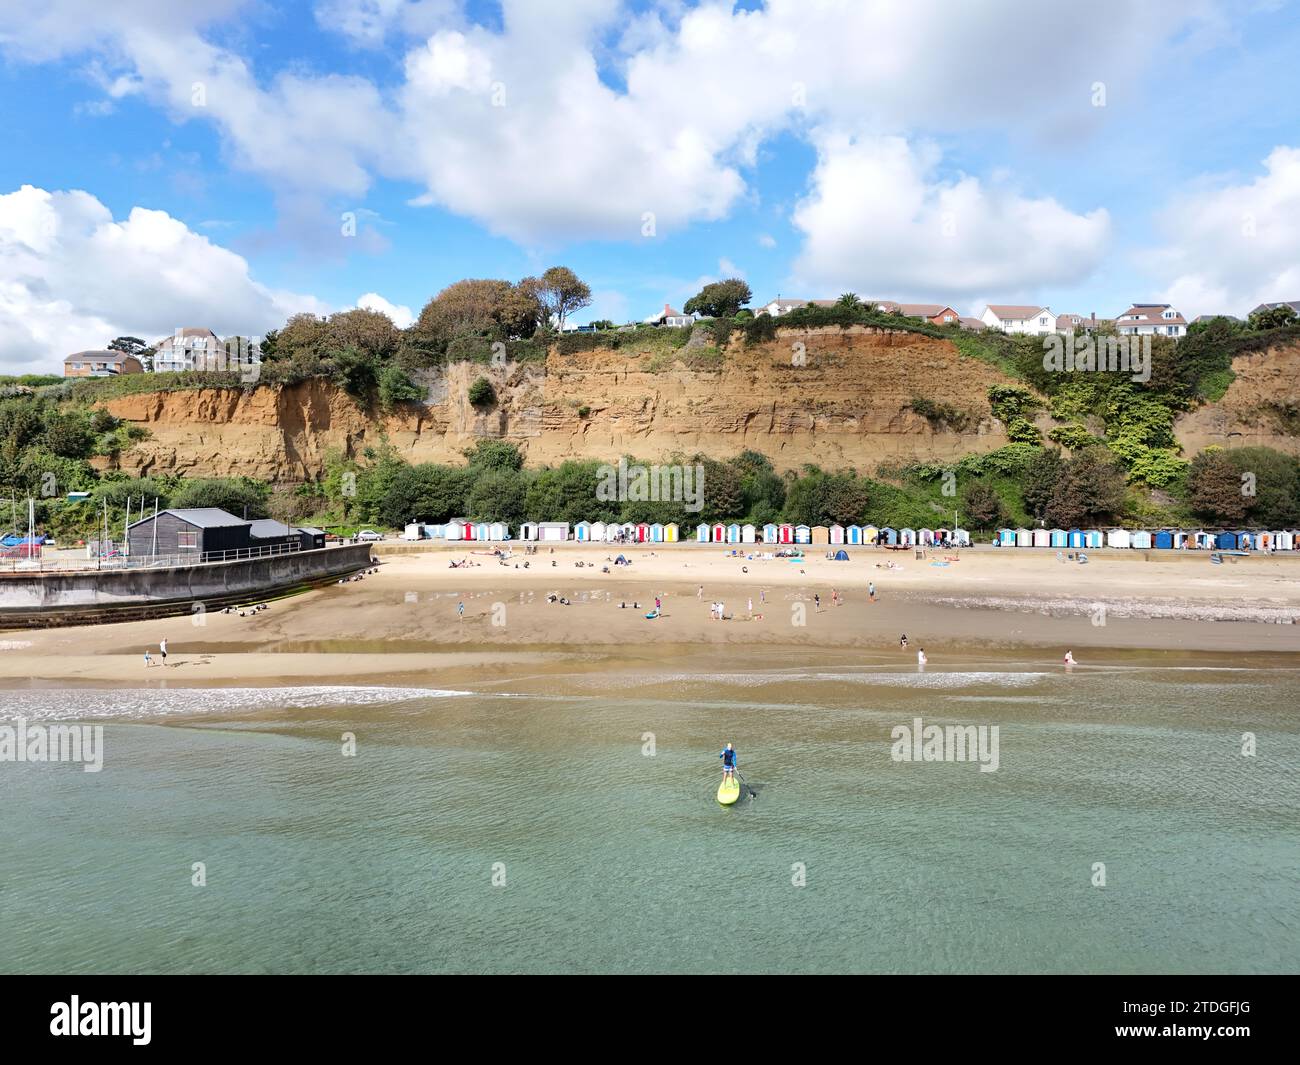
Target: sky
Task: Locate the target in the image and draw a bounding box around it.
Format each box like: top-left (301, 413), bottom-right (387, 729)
top-left (0, 0), bottom-right (1298, 373)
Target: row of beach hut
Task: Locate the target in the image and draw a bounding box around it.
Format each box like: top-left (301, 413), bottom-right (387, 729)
top-left (993, 528), bottom-right (1298, 550)
top-left (404, 521), bottom-right (1299, 551)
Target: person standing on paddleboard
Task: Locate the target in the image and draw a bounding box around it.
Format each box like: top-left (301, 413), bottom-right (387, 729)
top-left (719, 742), bottom-right (738, 779)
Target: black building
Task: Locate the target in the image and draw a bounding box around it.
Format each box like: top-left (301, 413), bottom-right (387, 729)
top-left (248, 518), bottom-right (299, 553)
top-left (296, 526), bottom-right (327, 551)
top-left (127, 508), bottom-right (252, 558)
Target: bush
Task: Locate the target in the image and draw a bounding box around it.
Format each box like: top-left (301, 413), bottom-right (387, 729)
top-left (377, 365), bottom-right (425, 411)
top-left (468, 377), bottom-right (496, 408)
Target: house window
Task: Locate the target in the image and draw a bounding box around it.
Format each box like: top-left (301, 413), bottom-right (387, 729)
top-left (177, 529), bottom-right (198, 549)
top-left (1039, 317), bottom-right (1047, 325)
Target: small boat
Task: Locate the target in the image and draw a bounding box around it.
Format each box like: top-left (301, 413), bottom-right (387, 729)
top-left (716, 774), bottom-right (741, 806)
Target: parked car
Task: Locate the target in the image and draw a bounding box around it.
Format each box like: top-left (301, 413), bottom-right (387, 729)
top-left (355, 529), bottom-right (384, 542)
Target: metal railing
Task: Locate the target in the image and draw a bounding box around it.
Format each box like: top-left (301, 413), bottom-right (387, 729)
top-left (0, 539), bottom-right (319, 575)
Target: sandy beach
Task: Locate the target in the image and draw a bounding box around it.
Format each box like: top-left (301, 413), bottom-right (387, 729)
top-left (2, 542), bottom-right (1297, 686)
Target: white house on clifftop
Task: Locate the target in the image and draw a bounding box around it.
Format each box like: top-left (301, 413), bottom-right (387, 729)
top-left (1115, 304), bottom-right (1186, 337)
top-left (980, 305), bottom-right (1058, 335)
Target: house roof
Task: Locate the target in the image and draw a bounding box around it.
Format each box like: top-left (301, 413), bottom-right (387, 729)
top-left (1192, 314), bottom-right (1241, 323)
top-left (297, 526), bottom-right (325, 535)
top-left (898, 303), bottom-right (951, 317)
top-left (957, 317), bottom-right (986, 330)
top-left (986, 304), bottom-right (1048, 319)
top-left (1116, 304), bottom-right (1187, 326)
top-left (155, 327), bottom-right (219, 348)
top-left (128, 507), bottom-right (249, 531)
top-left (63, 349), bottom-right (135, 363)
top-left (1249, 301), bottom-right (1300, 316)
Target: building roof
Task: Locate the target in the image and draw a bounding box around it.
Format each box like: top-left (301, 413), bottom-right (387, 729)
top-left (249, 519), bottom-right (293, 539)
top-left (1192, 314), bottom-right (1241, 323)
top-left (898, 303), bottom-right (951, 317)
top-left (128, 507), bottom-right (249, 530)
top-left (63, 349), bottom-right (136, 363)
top-left (155, 327), bottom-right (219, 348)
top-left (297, 527), bottom-right (325, 535)
top-left (1249, 301), bottom-right (1300, 316)
top-left (957, 317), bottom-right (986, 330)
top-left (986, 304), bottom-right (1049, 320)
top-left (1116, 304), bottom-right (1187, 326)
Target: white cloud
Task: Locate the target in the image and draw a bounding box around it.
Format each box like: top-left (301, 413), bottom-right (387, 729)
top-left (1150, 146), bottom-right (1300, 318)
top-left (314, 1), bottom-right (461, 46)
top-left (789, 133), bottom-right (1110, 304)
top-left (0, 0), bottom-right (1218, 246)
top-left (757, 233), bottom-right (776, 249)
top-left (0, 185), bottom-right (324, 373)
top-left (356, 291), bottom-right (414, 328)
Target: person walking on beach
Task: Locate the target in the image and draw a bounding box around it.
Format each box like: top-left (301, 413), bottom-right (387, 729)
top-left (655, 596), bottom-right (662, 613)
top-left (457, 601), bottom-right (465, 620)
top-left (1064, 650), bottom-right (1076, 666)
top-left (144, 649), bottom-right (153, 668)
top-left (698, 585), bottom-right (703, 599)
top-left (900, 633), bottom-right (908, 649)
top-left (159, 637), bottom-right (168, 666)
top-left (747, 597), bottom-right (753, 618)
top-left (868, 581), bottom-right (875, 601)
top-left (917, 648), bottom-right (927, 666)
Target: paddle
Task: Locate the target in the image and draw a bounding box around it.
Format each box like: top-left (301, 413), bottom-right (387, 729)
top-left (734, 769), bottom-right (756, 801)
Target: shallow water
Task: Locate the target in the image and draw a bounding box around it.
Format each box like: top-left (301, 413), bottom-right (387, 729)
top-left (2, 653), bottom-right (1297, 973)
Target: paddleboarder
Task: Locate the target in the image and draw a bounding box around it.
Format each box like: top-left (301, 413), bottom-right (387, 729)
top-left (719, 742), bottom-right (738, 780)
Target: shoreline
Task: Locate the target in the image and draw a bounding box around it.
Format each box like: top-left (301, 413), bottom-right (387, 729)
top-left (2, 544), bottom-right (1298, 687)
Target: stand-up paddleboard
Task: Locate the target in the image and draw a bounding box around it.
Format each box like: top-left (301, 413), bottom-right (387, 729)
top-left (717, 774), bottom-right (741, 805)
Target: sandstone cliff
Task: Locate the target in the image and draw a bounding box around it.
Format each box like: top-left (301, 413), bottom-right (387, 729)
top-left (101, 327), bottom-right (1023, 482)
top-left (97, 326), bottom-right (1300, 483)
top-left (1172, 340), bottom-right (1300, 456)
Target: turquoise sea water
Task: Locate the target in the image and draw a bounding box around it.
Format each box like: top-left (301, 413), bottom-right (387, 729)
top-left (2, 654), bottom-right (1297, 973)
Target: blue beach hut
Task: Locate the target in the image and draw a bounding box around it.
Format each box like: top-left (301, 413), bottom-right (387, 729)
top-left (1215, 531), bottom-right (1236, 549)
top-left (1154, 530), bottom-right (1173, 550)
top-left (1068, 529), bottom-right (1084, 548)
top-left (1049, 529), bottom-right (1067, 547)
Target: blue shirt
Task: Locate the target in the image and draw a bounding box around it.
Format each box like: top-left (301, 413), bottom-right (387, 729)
top-left (720, 748), bottom-right (737, 768)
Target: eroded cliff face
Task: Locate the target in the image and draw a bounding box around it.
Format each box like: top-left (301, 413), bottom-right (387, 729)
top-left (98, 327), bottom-right (1054, 482)
top-left (1173, 341), bottom-right (1300, 456)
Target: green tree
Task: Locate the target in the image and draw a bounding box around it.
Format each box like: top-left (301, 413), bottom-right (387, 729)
top-left (1020, 448), bottom-right (1063, 520)
top-left (1248, 304), bottom-right (1298, 331)
top-left (1188, 449), bottom-right (1248, 525)
top-left (468, 377), bottom-right (496, 408)
top-left (171, 477), bottom-right (270, 519)
top-left (1044, 447), bottom-right (1127, 528)
top-left (683, 279), bottom-right (752, 319)
top-left (372, 463), bottom-right (470, 527)
top-left (465, 468), bottom-right (529, 523)
top-left (959, 480), bottom-right (1006, 530)
top-left (531, 266), bottom-right (593, 331)
top-left (836, 293), bottom-right (861, 309)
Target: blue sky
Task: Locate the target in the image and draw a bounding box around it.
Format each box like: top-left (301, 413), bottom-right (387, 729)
top-left (1, 0), bottom-right (1298, 372)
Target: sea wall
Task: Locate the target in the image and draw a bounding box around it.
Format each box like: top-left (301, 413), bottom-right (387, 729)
top-left (0, 543), bottom-right (373, 628)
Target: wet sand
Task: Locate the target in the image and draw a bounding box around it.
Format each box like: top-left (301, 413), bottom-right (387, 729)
top-left (1, 543), bottom-right (1297, 686)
